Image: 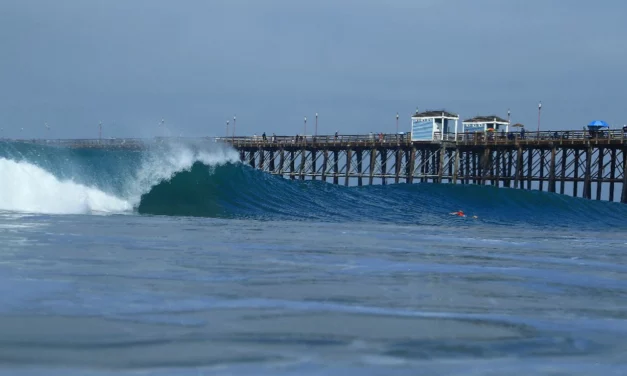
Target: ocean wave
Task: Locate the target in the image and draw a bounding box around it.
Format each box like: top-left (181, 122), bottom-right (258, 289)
top-left (1, 140), bottom-right (626, 228)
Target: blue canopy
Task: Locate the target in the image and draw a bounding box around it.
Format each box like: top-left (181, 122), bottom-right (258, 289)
top-left (588, 120), bottom-right (609, 127)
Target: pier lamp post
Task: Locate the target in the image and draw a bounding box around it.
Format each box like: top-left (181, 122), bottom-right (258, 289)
top-left (537, 101), bottom-right (542, 135)
top-left (233, 115), bottom-right (236, 139)
top-left (396, 113), bottom-right (399, 134)
top-left (304, 116), bottom-right (307, 140)
top-left (507, 109), bottom-right (511, 132)
top-left (315, 113), bottom-right (318, 136)
top-left (226, 120), bottom-right (229, 138)
top-left (99, 121), bottom-right (102, 141)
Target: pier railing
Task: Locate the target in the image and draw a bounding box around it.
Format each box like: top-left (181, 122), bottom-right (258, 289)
top-left (222, 129), bottom-right (626, 147)
top-left (2, 129), bottom-right (625, 148)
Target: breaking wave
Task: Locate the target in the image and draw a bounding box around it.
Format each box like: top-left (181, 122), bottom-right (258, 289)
top-left (1, 140), bottom-right (626, 228)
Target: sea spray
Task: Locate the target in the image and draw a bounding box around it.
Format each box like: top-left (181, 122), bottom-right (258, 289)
top-left (0, 157), bottom-right (131, 214)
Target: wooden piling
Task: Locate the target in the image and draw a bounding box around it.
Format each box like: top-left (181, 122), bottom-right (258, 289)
top-left (610, 148), bottom-right (616, 201)
top-left (369, 148), bottom-right (376, 185)
top-left (596, 148), bottom-right (604, 201)
top-left (333, 150), bottom-right (339, 185)
top-left (408, 147), bottom-right (416, 184)
top-left (311, 150), bottom-right (317, 181)
top-left (356, 150), bottom-right (363, 187)
top-left (395, 149), bottom-right (402, 184)
top-left (622, 148), bottom-right (627, 204)
top-left (560, 149), bottom-right (567, 195)
top-left (321, 150), bottom-right (328, 182)
top-left (573, 149), bottom-right (580, 197)
top-left (548, 147), bottom-right (556, 193)
top-left (299, 149), bottom-right (306, 180)
top-left (381, 149), bottom-right (387, 185)
top-left (583, 147), bottom-right (592, 199)
top-left (345, 149), bottom-right (352, 186)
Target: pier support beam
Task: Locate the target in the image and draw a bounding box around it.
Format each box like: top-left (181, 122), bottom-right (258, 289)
top-left (321, 150), bottom-right (328, 182)
top-left (539, 149), bottom-right (545, 192)
top-left (505, 150), bottom-right (513, 188)
top-left (437, 148), bottom-right (444, 183)
top-left (259, 149), bottom-right (265, 171)
top-left (610, 148), bottom-right (616, 201)
top-left (573, 149), bottom-right (580, 197)
top-left (333, 150), bottom-right (339, 185)
top-left (345, 150), bottom-right (352, 186)
top-left (453, 148), bottom-right (460, 184)
top-left (526, 149), bottom-right (533, 190)
top-left (481, 148), bottom-right (490, 185)
top-left (269, 150), bottom-right (275, 172)
top-left (279, 149), bottom-right (285, 175)
top-left (249, 151), bottom-right (255, 168)
top-left (299, 150), bottom-right (306, 180)
top-left (311, 150), bottom-right (317, 180)
top-left (395, 149), bottom-right (402, 184)
top-left (621, 148), bottom-right (627, 204)
top-left (548, 147), bottom-right (556, 193)
top-left (465, 151), bottom-right (471, 184)
top-left (596, 148), bottom-right (604, 201)
top-left (583, 147), bottom-right (592, 199)
top-left (369, 149), bottom-right (376, 185)
top-left (356, 150), bottom-right (363, 186)
top-left (408, 148), bottom-right (416, 184)
top-left (290, 151), bottom-right (295, 180)
top-left (381, 149), bottom-right (387, 185)
top-left (560, 149), bottom-right (567, 195)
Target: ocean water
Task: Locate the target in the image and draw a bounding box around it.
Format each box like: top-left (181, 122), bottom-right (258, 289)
top-left (1, 140), bottom-right (627, 375)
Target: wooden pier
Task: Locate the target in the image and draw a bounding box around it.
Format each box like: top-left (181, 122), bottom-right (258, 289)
top-left (4, 129), bottom-right (627, 203)
top-left (230, 130), bottom-right (627, 204)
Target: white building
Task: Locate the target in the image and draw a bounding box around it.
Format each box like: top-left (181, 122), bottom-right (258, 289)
top-left (410, 110), bottom-right (459, 141)
top-left (462, 116), bottom-right (509, 134)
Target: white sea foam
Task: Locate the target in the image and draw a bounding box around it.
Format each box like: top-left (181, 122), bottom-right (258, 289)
top-left (0, 157), bottom-right (132, 214)
top-left (0, 141), bottom-right (240, 215)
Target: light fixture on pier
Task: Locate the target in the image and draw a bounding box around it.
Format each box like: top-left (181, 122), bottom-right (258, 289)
top-left (537, 101), bottom-right (542, 133)
top-left (396, 113), bottom-right (399, 133)
top-left (304, 116), bottom-right (307, 137)
top-left (315, 113), bottom-right (318, 136)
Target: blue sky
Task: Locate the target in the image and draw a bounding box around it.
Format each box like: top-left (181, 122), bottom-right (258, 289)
top-left (1, 0), bottom-right (625, 139)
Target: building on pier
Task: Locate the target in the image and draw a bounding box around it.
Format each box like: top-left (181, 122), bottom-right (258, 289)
top-left (462, 115), bottom-right (510, 134)
top-left (410, 110), bottom-right (459, 141)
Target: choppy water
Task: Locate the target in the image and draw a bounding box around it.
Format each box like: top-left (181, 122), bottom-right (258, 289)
top-left (1, 140), bottom-right (627, 375)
